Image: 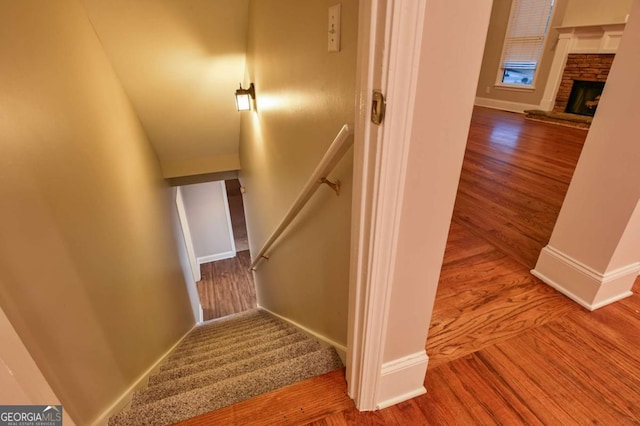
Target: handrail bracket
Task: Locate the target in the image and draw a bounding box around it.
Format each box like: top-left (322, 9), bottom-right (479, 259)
top-left (320, 177), bottom-right (341, 196)
top-left (250, 124), bottom-right (353, 270)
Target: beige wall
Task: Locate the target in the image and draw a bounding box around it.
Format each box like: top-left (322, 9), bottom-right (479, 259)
top-left (0, 307), bottom-right (75, 425)
top-left (475, 0), bottom-right (568, 106)
top-left (562, 0), bottom-right (632, 26)
top-left (0, 2), bottom-right (194, 424)
top-left (239, 0), bottom-right (358, 346)
top-left (82, 0), bottom-right (250, 178)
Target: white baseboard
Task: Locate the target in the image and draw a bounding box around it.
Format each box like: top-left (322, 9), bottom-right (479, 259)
top-left (376, 350), bottom-right (428, 409)
top-left (197, 250), bottom-right (236, 265)
top-left (474, 96), bottom-right (540, 114)
top-left (257, 305), bottom-right (347, 364)
top-left (90, 325), bottom-right (196, 426)
top-left (532, 245), bottom-right (639, 311)
top-left (538, 99), bottom-right (555, 112)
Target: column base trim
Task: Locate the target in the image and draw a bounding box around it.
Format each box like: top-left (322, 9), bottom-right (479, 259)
top-left (376, 350), bottom-right (428, 409)
top-left (532, 245), bottom-right (639, 311)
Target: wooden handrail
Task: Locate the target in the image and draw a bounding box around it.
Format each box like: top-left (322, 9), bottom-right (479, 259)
top-left (251, 124), bottom-right (354, 270)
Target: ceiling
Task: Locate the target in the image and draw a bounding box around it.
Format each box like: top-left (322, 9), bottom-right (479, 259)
top-left (82, 0), bottom-right (250, 178)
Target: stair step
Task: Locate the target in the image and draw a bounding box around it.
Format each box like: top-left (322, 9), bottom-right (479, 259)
top-left (177, 316), bottom-right (279, 349)
top-left (148, 331), bottom-right (309, 385)
top-left (169, 320), bottom-right (290, 360)
top-left (131, 339), bottom-right (323, 407)
top-left (109, 347), bottom-right (343, 426)
top-left (185, 310), bottom-right (265, 339)
top-left (177, 310), bottom-right (273, 346)
top-left (160, 327), bottom-right (301, 372)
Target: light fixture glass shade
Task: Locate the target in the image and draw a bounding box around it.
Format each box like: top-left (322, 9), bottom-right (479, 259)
top-left (235, 93), bottom-right (252, 111)
top-left (234, 83), bottom-right (255, 111)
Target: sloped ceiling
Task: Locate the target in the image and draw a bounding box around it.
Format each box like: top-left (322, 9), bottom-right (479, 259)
top-left (82, 0), bottom-right (249, 178)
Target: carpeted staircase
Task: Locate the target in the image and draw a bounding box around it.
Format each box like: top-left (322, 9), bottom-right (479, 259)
top-left (109, 309), bottom-right (343, 426)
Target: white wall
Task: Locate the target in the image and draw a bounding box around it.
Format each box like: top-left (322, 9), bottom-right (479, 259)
top-left (373, 0), bottom-right (493, 408)
top-left (533, 0), bottom-right (640, 308)
top-left (385, 0), bottom-right (493, 363)
top-left (181, 181), bottom-right (235, 263)
top-left (172, 188), bottom-right (202, 323)
top-left (175, 187), bottom-right (201, 281)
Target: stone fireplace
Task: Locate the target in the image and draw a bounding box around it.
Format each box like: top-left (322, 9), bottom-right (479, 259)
top-left (539, 23), bottom-right (626, 112)
top-left (553, 53), bottom-right (614, 114)
top-left (524, 23), bottom-right (625, 128)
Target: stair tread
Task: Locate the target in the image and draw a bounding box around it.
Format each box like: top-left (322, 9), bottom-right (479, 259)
top-left (132, 339), bottom-right (324, 407)
top-left (169, 320), bottom-right (292, 360)
top-left (148, 331), bottom-right (310, 385)
top-left (177, 311), bottom-right (275, 346)
top-left (109, 347), bottom-right (343, 426)
top-left (159, 327), bottom-right (301, 372)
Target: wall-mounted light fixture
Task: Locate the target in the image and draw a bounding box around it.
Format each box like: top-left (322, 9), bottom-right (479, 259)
top-left (235, 83), bottom-right (255, 111)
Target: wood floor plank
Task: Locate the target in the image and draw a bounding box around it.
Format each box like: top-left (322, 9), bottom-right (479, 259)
top-left (474, 339), bottom-right (601, 424)
top-left (476, 319), bottom-right (640, 424)
top-left (431, 355), bottom-right (543, 425)
top-left (197, 251), bottom-right (256, 321)
top-left (176, 370), bottom-right (354, 426)
top-left (537, 324), bottom-right (640, 421)
top-left (453, 107), bottom-right (586, 268)
top-left (428, 224), bottom-right (579, 368)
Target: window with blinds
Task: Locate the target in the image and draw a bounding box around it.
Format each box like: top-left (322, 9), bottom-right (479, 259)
top-left (498, 0), bottom-right (555, 87)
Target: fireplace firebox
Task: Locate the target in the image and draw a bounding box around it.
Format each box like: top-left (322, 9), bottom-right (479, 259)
top-left (565, 80), bottom-right (605, 117)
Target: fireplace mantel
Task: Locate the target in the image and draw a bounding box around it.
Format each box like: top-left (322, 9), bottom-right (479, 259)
top-left (539, 22), bottom-right (626, 111)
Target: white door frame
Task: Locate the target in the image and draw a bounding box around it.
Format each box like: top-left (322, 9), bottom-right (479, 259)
top-left (175, 187), bottom-right (201, 282)
top-left (347, 0), bottom-right (428, 410)
top-left (175, 187), bottom-right (204, 323)
top-left (220, 180), bottom-right (238, 257)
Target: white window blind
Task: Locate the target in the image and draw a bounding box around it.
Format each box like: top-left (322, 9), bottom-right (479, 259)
top-left (501, 0), bottom-right (554, 73)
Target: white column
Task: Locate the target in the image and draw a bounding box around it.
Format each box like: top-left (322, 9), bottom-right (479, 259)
top-left (532, 1), bottom-right (640, 310)
top-left (539, 30), bottom-right (574, 111)
top-left (377, 0), bottom-right (493, 409)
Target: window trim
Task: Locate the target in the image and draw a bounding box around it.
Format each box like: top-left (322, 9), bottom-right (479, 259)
top-left (494, 0), bottom-right (557, 90)
top-left (494, 82), bottom-right (536, 92)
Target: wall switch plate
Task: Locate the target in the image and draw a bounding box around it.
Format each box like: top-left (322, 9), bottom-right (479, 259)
top-left (328, 4), bottom-right (341, 52)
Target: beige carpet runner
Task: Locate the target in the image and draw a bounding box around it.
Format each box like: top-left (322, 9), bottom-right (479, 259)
top-left (109, 309), bottom-right (343, 426)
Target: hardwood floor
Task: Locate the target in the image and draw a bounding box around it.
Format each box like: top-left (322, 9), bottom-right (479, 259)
top-left (197, 251), bottom-right (256, 321)
top-left (426, 221), bottom-right (578, 368)
top-left (180, 280), bottom-right (640, 425)
top-left (426, 107), bottom-right (587, 365)
top-left (179, 108), bottom-right (640, 424)
top-left (454, 106), bottom-right (587, 268)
